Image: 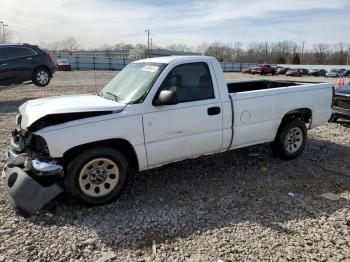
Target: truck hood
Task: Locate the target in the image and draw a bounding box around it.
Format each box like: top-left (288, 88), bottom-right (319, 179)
top-left (19, 94), bottom-right (126, 129)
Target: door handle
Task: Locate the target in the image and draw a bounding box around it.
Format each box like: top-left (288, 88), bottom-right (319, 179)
top-left (1, 63), bottom-right (7, 67)
top-left (207, 106), bottom-right (221, 115)
top-left (26, 58), bottom-right (32, 61)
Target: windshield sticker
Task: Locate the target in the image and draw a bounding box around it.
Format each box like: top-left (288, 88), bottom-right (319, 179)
top-left (142, 65), bottom-right (159, 72)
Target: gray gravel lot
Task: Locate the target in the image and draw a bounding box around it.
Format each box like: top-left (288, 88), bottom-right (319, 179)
top-left (0, 71), bottom-right (349, 261)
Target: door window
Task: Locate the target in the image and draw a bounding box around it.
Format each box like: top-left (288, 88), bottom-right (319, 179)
top-left (0, 48), bottom-right (10, 60)
top-left (158, 62), bottom-right (214, 103)
top-left (0, 47), bottom-right (36, 60)
top-left (16, 47), bottom-right (37, 57)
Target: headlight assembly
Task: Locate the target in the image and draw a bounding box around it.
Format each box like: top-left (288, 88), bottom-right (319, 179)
top-left (15, 114), bottom-right (22, 128)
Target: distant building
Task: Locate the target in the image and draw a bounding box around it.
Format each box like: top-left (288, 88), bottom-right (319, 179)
top-left (149, 48), bottom-right (200, 57)
top-left (54, 48), bottom-right (200, 60)
top-left (55, 49), bottom-right (130, 59)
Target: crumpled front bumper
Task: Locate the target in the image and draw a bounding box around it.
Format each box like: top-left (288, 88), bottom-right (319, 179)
top-left (2, 146), bottom-right (63, 216)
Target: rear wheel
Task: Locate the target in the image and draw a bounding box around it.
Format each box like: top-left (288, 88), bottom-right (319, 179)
top-left (270, 119), bottom-right (307, 160)
top-left (32, 68), bottom-right (50, 87)
top-left (64, 147), bottom-right (129, 205)
top-left (330, 115), bottom-right (338, 122)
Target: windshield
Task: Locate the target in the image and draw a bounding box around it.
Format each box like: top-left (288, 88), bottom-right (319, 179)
top-left (101, 62), bottom-right (166, 103)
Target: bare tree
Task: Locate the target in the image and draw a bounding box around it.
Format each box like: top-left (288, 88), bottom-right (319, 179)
top-left (233, 41), bottom-right (243, 62)
top-left (196, 42), bottom-right (209, 56)
top-left (273, 41), bottom-right (297, 57)
top-left (33, 38), bottom-right (350, 65)
top-left (166, 44), bottom-right (193, 53)
top-left (331, 42), bottom-right (347, 65)
top-left (61, 37), bottom-right (79, 54)
top-left (312, 43), bottom-right (330, 64)
top-left (112, 42), bottom-right (134, 50)
top-left (205, 42), bottom-right (227, 62)
top-left (39, 40), bottom-right (62, 53)
top-left (135, 43), bottom-right (147, 49)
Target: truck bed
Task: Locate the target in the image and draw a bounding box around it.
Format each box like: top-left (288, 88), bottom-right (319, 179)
top-left (227, 80), bottom-right (304, 93)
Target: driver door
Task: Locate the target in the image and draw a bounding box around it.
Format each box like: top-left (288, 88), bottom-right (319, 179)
top-left (143, 62), bottom-right (223, 167)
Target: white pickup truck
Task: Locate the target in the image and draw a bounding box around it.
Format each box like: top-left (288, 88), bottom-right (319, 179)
top-left (2, 56), bottom-right (334, 215)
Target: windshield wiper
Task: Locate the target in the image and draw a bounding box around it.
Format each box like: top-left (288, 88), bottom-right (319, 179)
top-left (105, 91), bottom-right (121, 102)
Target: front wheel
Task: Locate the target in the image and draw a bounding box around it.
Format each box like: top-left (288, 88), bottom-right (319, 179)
top-left (64, 147), bottom-right (129, 205)
top-left (32, 68), bottom-right (50, 87)
top-left (270, 119), bottom-right (307, 160)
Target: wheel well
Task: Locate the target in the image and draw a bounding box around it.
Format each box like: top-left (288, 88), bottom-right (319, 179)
top-left (273, 108), bottom-right (311, 142)
top-left (33, 65), bottom-right (52, 77)
top-left (282, 108), bottom-right (312, 125)
top-left (62, 139), bottom-right (139, 172)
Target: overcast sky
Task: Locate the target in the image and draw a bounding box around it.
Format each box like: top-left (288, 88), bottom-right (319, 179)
top-left (1, 0), bottom-right (350, 49)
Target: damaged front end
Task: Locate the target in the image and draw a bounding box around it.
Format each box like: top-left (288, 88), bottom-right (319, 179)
top-left (2, 115), bottom-right (63, 216)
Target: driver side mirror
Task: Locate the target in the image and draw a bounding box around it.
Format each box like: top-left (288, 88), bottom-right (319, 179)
top-left (154, 90), bottom-right (178, 106)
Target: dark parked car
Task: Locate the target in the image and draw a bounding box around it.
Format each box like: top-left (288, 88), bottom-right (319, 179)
top-left (276, 67), bottom-right (290, 75)
top-left (0, 43), bottom-right (55, 87)
top-left (308, 69), bottom-right (327, 77)
top-left (251, 64), bottom-right (276, 75)
top-left (331, 83), bottom-right (350, 121)
top-left (286, 68), bottom-right (308, 77)
top-left (55, 58), bottom-right (71, 71)
top-left (339, 69), bottom-right (348, 77)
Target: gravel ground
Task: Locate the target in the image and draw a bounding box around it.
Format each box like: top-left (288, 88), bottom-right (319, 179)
top-left (0, 71), bottom-right (349, 261)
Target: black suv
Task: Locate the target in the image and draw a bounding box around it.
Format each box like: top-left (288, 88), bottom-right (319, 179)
top-left (0, 43), bottom-right (55, 87)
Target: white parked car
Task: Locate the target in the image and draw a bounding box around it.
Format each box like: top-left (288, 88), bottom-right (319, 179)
top-left (326, 68), bottom-right (347, 78)
top-left (2, 56), bottom-right (334, 215)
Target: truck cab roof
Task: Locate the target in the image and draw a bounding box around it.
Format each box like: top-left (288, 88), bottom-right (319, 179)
top-left (133, 55), bottom-right (214, 65)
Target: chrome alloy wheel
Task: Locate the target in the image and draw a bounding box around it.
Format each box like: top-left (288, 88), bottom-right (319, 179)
top-left (285, 127), bottom-right (303, 154)
top-left (78, 158), bottom-right (119, 197)
top-left (36, 70), bottom-right (49, 85)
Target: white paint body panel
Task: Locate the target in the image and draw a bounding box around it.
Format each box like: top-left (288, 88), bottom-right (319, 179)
top-left (19, 56), bottom-right (332, 172)
top-left (19, 94), bottom-right (126, 128)
top-left (229, 83), bottom-right (332, 149)
top-left (143, 100), bottom-right (223, 167)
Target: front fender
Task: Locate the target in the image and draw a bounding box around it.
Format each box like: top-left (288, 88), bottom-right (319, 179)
top-left (36, 114), bottom-right (148, 170)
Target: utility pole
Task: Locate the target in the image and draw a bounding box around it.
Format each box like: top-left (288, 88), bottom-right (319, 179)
top-left (3, 24), bottom-right (8, 42)
top-left (145, 29), bottom-right (150, 58)
top-left (300, 41), bottom-right (305, 64)
top-left (0, 21), bottom-right (3, 42)
top-left (150, 38), bottom-right (153, 57)
top-left (347, 44), bottom-right (350, 66)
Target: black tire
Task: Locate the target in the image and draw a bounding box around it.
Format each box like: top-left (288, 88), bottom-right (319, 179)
top-left (32, 67), bottom-right (51, 87)
top-left (270, 119), bottom-right (307, 160)
top-left (329, 115), bottom-right (338, 123)
top-left (64, 147), bottom-right (129, 205)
